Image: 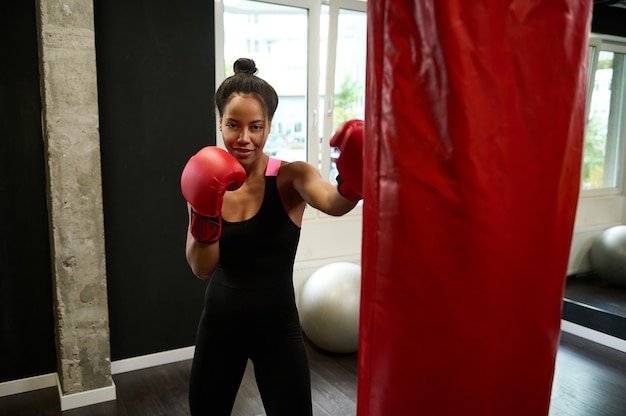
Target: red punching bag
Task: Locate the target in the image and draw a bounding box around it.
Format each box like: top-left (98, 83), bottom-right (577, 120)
top-left (358, 1), bottom-right (591, 415)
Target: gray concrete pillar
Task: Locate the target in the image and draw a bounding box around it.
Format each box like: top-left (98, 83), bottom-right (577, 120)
top-left (35, 0), bottom-right (114, 409)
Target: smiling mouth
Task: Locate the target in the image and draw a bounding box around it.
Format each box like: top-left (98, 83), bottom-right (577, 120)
top-left (233, 148), bottom-right (254, 155)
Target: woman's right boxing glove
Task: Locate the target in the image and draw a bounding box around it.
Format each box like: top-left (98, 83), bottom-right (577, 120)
top-left (181, 146), bottom-right (246, 243)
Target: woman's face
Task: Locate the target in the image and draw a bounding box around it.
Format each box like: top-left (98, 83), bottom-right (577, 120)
top-left (220, 93), bottom-right (269, 167)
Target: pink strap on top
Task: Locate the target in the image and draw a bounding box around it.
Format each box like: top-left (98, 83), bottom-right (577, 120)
top-left (265, 158), bottom-right (281, 176)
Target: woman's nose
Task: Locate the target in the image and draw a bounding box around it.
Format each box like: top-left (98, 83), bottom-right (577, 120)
top-left (238, 129), bottom-right (252, 142)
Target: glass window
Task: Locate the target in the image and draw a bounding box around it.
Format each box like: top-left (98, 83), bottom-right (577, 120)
top-left (332, 9), bottom-right (366, 128)
top-left (328, 7), bottom-right (366, 182)
top-left (222, 0), bottom-right (309, 162)
top-left (321, 1), bottom-right (367, 182)
top-left (218, 0), bottom-right (366, 177)
top-left (215, 0), bottom-right (367, 182)
top-left (582, 44), bottom-right (626, 191)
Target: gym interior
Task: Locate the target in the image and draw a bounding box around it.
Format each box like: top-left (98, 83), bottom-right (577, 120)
top-left (1, 1), bottom-right (626, 415)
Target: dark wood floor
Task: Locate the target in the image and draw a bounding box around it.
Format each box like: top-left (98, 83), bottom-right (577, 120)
top-left (1, 333), bottom-right (624, 416)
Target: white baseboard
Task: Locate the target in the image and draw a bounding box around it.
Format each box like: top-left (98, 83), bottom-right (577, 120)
top-left (561, 319), bottom-right (626, 353)
top-left (56, 373), bottom-right (116, 411)
top-left (111, 345), bottom-right (195, 374)
top-left (0, 346), bottom-right (194, 402)
top-left (0, 373), bottom-right (56, 397)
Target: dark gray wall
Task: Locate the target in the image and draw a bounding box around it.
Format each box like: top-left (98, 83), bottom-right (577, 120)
top-left (0, 1), bottom-right (56, 383)
top-left (592, 4), bottom-right (626, 37)
top-left (94, 0), bottom-right (216, 360)
top-left (1, 0), bottom-right (218, 384)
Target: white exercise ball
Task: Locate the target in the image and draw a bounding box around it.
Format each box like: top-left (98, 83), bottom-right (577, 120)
top-left (299, 262), bottom-right (361, 353)
top-left (590, 225), bottom-right (626, 287)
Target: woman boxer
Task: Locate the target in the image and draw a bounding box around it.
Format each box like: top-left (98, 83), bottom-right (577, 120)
top-left (181, 57), bottom-right (363, 415)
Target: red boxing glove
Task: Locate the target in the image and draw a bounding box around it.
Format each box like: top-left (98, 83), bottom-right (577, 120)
top-left (181, 146), bottom-right (246, 243)
top-left (330, 119), bottom-right (364, 201)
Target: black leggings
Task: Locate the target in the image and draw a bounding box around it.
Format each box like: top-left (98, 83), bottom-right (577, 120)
top-left (189, 279), bottom-right (312, 415)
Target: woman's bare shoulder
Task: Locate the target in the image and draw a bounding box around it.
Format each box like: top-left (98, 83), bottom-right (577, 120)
top-left (278, 160), bottom-right (316, 175)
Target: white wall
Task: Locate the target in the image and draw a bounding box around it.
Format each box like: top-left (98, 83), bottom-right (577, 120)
top-left (568, 194), bottom-right (625, 274)
top-left (296, 203), bottom-right (363, 262)
top-left (296, 193), bottom-right (625, 279)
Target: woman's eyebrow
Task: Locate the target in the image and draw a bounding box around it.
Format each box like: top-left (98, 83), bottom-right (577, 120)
top-left (224, 117), bottom-right (265, 124)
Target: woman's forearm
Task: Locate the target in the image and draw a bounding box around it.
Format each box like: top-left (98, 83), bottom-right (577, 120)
top-left (185, 230), bottom-right (219, 280)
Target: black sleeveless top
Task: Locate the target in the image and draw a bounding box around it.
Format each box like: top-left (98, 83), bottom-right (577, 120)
top-left (214, 159), bottom-right (301, 289)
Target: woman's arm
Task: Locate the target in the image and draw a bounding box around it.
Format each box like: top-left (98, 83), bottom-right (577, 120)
top-left (289, 161), bottom-right (358, 216)
top-left (185, 203), bottom-right (219, 280)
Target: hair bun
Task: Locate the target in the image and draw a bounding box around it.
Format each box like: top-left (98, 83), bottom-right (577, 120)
top-left (233, 58), bottom-right (258, 75)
